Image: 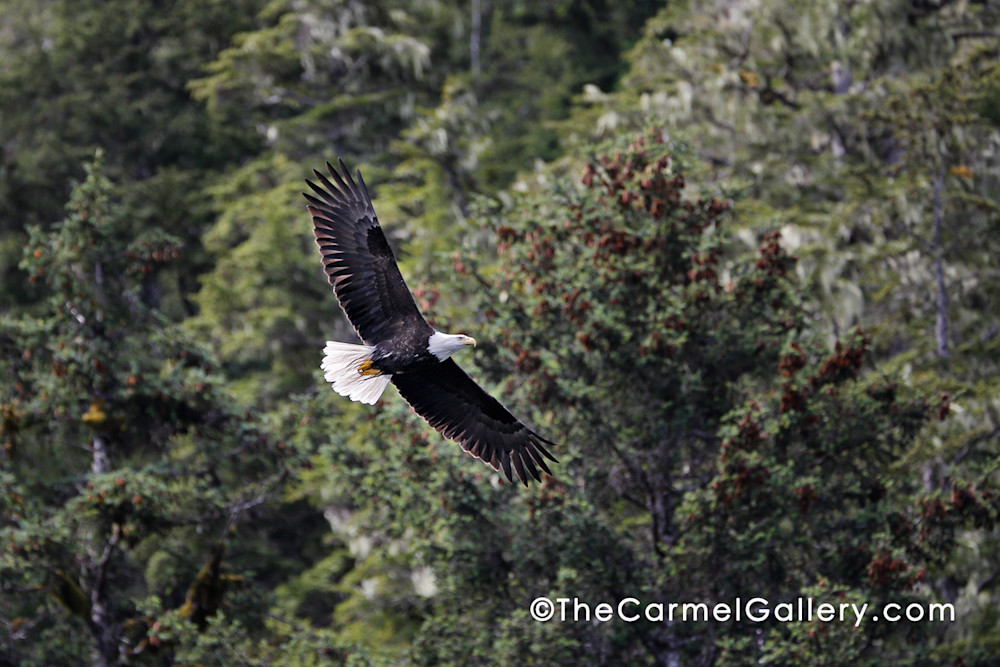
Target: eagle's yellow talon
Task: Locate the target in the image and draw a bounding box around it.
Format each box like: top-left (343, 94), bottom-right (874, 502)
top-left (358, 360), bottom-right (380, 376)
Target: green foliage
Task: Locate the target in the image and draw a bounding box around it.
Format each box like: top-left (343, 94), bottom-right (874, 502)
top-left (574, 0), bottom-right (1000, 364)
top-left (439, 133), bottom-right (993, 664)
top-left (183, 0), bottom-right (659, 406)
top-left (262, 133), bottom-right (998, 665)
top-left (184, 153), bottom-right (331, 404)
top-left (0, 160), bottom-right (296, 666)
top-left (2, 0), bottom-right (999, 665)
top-left (0, 0), bottom-right (266, 317)
top-left (564, 5), bottom-right (1000, 657)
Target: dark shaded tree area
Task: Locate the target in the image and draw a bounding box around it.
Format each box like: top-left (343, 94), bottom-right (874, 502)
top-left (2, 0), bottom-right (999, 665)
top-left (0, 0), bottom-right (267, 316)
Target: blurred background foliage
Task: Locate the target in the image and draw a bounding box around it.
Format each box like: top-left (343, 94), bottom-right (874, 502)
top-left (2, 0), bottom-right (999, 664)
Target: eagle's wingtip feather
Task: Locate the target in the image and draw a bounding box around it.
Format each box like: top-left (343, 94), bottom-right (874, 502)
top-left (500, 455), bottom-right (513, 484)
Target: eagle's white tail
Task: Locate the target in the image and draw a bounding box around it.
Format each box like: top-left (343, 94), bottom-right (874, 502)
top-left (321, 341), bottom-right (392, 405)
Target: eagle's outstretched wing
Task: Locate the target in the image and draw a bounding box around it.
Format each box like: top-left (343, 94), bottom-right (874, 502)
top-left (391, 359), bottom-right (557, 485)
top-left (304, 160), bottom-right (428, 345)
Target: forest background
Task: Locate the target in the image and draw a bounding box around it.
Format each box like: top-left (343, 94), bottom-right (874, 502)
top-left (2, 0), bottom-right (1000, 665)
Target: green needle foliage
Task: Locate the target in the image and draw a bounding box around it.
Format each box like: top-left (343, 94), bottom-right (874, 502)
top-left (442, 133), bottom-right (995, 665)
top-left (1, 0), bottom-right (999, 664)
top-left (1, 160), bottom-right (295, 666)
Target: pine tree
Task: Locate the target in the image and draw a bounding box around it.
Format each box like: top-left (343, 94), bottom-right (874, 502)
top-left (0, 158), bottom-right (288, 666)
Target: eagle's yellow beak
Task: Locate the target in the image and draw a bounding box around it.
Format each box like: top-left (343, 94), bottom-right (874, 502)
top-left (461, 336), bottom-right (477, 347)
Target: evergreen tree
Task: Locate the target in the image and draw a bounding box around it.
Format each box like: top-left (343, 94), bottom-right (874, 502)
top-left (452, 131), bottom-right (991, 665)
top-left (0, 0), bottom-right (267, 315)
top-left (569, 1), bottom-right (1000, 653)
top-left (0, 159), bottom-right (291, 666)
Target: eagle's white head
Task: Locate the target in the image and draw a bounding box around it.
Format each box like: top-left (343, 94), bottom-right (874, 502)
top-left (428, 331), bottom-right (477, 361)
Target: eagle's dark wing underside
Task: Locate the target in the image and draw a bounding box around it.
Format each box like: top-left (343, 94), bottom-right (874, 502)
top-left (391, 359), bottom-right (557, 485)
top-left (304, 161), bottom-right (427, 344)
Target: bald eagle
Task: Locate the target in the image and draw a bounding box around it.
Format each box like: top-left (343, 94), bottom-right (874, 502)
top-left (303, 160), bottom-right (557, 485)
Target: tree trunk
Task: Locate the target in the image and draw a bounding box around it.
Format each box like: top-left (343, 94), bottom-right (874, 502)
top-left (931, 163), bottom-right (949, 359)
top-left (88, 434), bottom-right (118, 667)
top-left (470, 0), bottom-right (482, 80)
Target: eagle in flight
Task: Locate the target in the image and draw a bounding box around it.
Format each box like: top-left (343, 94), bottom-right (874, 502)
top-left (303, 160), bottom-right (557, 485)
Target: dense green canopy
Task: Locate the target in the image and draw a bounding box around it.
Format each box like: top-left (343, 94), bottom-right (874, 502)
top-left (2, 1), bottom-right (999, 665)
